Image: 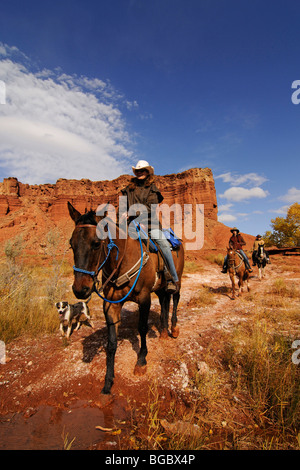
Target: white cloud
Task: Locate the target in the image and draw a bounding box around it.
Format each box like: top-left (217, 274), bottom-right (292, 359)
top-left (220, 186), bottom-right (269, 202)
top-left (125, 100), bottom-right (139, 110)
top-left (216, 172), bottom-right (268, 187)
top-left (218, 213), bottom-right (237, 223)
top-left (280, 187), bottom-right (300, 204)
top-left (218, 203), bottom-right (233, 212)
top-left (0, 45), bottom-right (7, 56)
top-left (0, 44), bottom-right (136, 184)
top-left (268, 205), bottom-right (289, 215)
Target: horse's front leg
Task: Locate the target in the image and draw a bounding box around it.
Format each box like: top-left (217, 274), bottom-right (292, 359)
top-left (238, 275), bottom-right (244, 295)
top-left (171, 291), bottom-right (180, 338)
top-left (134, 293), bottom-right (150, 376)
top-left (229, 272), bottom-right (235, 299)
top-left (157, 290), bottom-right (171, 339)
top-left (102, 301), bottom-right (122, 395)
top-left (258, 266), bottom-right (262, 280)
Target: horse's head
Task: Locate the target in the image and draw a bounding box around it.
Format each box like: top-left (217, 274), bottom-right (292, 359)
top-left (257, 243), bottom-right (265, 259)
top-left (227, 246), bottom-right (239, 269)
top-left (68, 202), bottom-right (102, 299)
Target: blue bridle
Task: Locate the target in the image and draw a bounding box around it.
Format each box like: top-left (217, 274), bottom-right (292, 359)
top-left (73, 221), bottom-right (144, 304)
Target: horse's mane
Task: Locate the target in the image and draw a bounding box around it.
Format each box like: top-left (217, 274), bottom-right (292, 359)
top-left (76, 210), bottom-right (97, 226)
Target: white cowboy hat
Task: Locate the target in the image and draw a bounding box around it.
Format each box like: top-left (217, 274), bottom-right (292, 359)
top-left (132, 160), bottom-right (154, 176)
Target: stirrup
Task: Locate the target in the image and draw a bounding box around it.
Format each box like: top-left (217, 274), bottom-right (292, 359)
top-left (165, 281), bottom-right (179, 294)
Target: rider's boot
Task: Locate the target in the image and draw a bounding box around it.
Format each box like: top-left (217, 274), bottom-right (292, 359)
top-left (166, 280), bottom-right (180, 294)
top-left (221, 264), bottom-right (227, 274)
top-left (246, 262), bottom-right (253, 272)
top-left (164, 267), bottom-right (179, 293)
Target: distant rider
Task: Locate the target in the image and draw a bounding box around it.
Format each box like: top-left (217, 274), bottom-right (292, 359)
top-left (252, 234), bottom-right (270, 265)
top-left (221, 227), bottom-right (253, 273)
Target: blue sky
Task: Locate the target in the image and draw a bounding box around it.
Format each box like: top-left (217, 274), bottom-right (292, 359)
top-left (0, 0), bottom-right (299, 237)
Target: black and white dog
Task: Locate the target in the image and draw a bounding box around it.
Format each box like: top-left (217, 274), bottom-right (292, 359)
top-left (55, 300), bottom-right (94, 339)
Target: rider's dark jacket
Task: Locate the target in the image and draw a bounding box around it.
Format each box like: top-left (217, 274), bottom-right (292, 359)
top-left (120, 175), bottom-right (163, 231)
top-left (229, 233), bottom-right (246, 251)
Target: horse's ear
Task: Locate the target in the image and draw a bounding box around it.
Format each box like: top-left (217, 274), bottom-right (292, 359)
top-left (68, 202), bottom-right (81, 223)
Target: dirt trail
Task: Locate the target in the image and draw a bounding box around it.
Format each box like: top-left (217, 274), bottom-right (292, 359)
top-left (0, 257), bottom-right (296, 449)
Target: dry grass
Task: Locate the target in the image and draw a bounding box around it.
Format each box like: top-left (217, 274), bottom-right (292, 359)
top-left (183, 261), bottom-right (204, 273)
top-left (127, 268), bottom-right (300, 450)
top-left (187, 285), bottom-right (217, 308)
top-left (129, 322), bottom-right (300, 449)
top-left (206, 253), bottom-right (224, 266)
top-left (0, 262), bottom-right (69, 343)
top-left (0, 232), bottom-right (70, 343)
top-left (224, 321), bottom-right (299, 423)
top-left (268, 277), bottom-right (299, 297)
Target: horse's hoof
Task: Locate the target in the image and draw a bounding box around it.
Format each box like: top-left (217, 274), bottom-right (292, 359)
top-left (134, 364), bottom-right (147, 376)
top-left (171, 326), bottom-right (179, 338)
top-left (160, 329), bottom-right (169, 340)
top-left (95, 393), bottom-right (114, 408)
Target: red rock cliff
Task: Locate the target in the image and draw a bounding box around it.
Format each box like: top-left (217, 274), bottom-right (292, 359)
top-left (0, 168), bottom-right (218, 222)
top-left (0, 168), bottom-right (254, 255)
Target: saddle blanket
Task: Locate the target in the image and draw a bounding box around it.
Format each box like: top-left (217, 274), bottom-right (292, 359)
top-left (137, 225), bottom-right (182, 252)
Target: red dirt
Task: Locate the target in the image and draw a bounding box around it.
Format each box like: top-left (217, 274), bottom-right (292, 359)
top-left (0, 253), bottom-right (299, 450)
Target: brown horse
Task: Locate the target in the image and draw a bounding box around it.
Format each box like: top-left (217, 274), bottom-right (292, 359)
top-left (226, 247), bottom-right (250, 299)
top-left (68, 202), bottom-right (184, 397)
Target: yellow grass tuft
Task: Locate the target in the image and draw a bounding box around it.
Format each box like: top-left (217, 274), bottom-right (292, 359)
top-left (188, 285), bottom-right (217, 308)
top-left (0, 232), bottom-right (70, 343)
top-left (206, 253), bottom-right (224, 266)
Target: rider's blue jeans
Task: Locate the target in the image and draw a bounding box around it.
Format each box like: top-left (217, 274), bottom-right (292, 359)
top-left (150, 229), bottom-right (179, 282)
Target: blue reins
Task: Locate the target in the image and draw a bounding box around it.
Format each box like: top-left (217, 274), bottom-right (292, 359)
top-left (73, 225), bottom-right (119, 277)
top-left (94, 221), bottom-right (144, 304)
top-left (73, 221), bottom-right (144, 304)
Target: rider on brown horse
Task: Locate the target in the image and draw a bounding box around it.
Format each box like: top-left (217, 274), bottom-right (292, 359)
top-left (120, 160), bottom-right (180, 293)
top-left (221, 227), bottom-right (253, 273)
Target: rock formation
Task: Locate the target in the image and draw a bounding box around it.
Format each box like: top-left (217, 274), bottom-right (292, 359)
top-left (0, 168), bottom-right (217, 221)
top-left (0, 168), bottom-right (254, 257)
